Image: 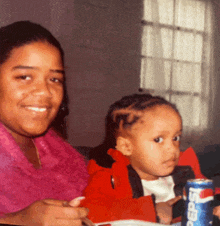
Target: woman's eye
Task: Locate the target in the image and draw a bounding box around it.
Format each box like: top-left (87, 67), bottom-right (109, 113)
top-left (154, 137), bottom-right (163, 143)
top-left (173, 135), bottom-right (181, 142)
top-left (50, 77), bottom-right (63, 84)
top-left (16, 75), bottom-right (31, 80)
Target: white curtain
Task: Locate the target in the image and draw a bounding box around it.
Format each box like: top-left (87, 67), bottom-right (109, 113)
top-left (140, 0), bottom-right (215, 149)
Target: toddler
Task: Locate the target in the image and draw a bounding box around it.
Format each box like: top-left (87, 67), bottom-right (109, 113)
top-left (81, 93), bottom-right (220, 224)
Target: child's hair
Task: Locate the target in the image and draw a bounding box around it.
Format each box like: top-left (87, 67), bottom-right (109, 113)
top-left (90, 93), bottom-right (180, 167)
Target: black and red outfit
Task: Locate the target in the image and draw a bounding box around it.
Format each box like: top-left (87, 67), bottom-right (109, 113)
top-left (81, 147), bottom-right (220, 224)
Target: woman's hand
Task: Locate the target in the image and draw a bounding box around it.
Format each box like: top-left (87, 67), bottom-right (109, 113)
top-left (156, 196), bottom-right (182, 225)
top-left (0, 198), bottom-right (89, 226)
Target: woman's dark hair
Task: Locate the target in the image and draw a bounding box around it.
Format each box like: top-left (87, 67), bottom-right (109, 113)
top-left (50, 81), bottom-right (69, 139)
top-left (0, 20), bottom-right (64, 66)
top-left (0, 21), bottom-right (69, 137)
top-left (90, 93), bottom-right (180, 167)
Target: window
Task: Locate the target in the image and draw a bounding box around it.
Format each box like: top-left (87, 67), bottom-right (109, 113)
top-left (140, 0), bottom-right (214, 138)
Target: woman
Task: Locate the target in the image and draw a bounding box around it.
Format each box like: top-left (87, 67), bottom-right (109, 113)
top-left (0, 21), bottom-right (89, 225)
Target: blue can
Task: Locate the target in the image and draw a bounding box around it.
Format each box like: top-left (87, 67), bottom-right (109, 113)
top-left (182, 179), bottom-right (214, 226)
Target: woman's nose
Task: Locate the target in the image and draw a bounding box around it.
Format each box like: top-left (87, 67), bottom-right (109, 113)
top-left (33, 79), bottom-right (52, 97)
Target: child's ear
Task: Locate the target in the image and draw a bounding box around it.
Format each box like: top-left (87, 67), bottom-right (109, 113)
top-left (115, 136), bottom-right (133, 156)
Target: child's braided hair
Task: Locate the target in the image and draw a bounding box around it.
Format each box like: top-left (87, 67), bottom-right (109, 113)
top-left (90, 93), bottom-right (180, 167)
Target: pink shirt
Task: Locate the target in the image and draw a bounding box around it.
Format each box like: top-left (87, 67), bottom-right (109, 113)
top-left (0, 123), bottom-right (89, 214)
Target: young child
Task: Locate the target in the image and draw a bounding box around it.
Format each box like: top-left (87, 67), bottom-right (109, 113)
top-left (81, 93), bottom-right (220, 224)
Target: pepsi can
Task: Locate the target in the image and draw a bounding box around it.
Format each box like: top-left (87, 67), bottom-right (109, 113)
top-left (182, 179), bottom-right (214, 226)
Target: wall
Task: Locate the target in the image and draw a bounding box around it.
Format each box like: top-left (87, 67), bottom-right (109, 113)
top-left (210, 2), bottom-right (220, 144)
top-left (192, 2), bottom-right (220, 153)
top-left (0, 0), bottom-right (143, 147)
top-left (66, 0), bottom-right (143, 147)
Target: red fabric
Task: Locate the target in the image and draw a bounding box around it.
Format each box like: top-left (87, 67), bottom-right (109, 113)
top-left (178, 146), bottom-right (206, 179)
top-left (82, 149), bottom-right (156, 223)
top-left (82, 147), bottom-right (206, 223)
top-left (178, 147), bottom-right (220, 195)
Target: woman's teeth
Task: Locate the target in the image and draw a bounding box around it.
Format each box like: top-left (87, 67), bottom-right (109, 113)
top-left (26, 107), bottom-right (47, 112)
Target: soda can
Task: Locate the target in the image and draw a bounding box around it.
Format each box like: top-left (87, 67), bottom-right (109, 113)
top-left (182, 179), bottom-right (214, 226)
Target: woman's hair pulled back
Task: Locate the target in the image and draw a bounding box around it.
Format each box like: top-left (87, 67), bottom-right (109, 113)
top-left (0, 20), bottom-right (64, 66)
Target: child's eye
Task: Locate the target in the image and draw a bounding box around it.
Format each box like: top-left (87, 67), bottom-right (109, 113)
top-left (173, 135), bottom-right (181, 142)
top-left (154, 137), bottom-right (163, 143)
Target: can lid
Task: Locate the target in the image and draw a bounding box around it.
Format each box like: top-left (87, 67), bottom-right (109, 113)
top-left (187, 178), bottom-right (213, 183)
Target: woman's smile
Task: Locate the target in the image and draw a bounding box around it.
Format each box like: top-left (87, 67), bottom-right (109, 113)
top-left (0, 41), bottom-right (64, 137)
top-left (22, 105), bottom-right (51, 118)
top-left (25, 106), bottom-right (48, 112)
top-left (22, 104), bottom-right (51, 113)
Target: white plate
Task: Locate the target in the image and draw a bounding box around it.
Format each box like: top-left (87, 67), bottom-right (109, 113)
top-left (95, 219), bottom-right (181, 226)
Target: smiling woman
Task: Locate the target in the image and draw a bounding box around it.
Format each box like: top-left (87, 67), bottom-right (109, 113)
top-left (0, 41), bottom-right (64, 140)
top-left (0, 21), bottom-right (89, 226)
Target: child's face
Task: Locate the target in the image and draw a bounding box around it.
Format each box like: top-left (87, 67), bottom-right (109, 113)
top-left (125, 105), bottom-right (182, 181)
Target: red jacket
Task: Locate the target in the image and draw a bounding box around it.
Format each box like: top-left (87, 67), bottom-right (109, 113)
top-left (81, 147), bottom-right (206, 223)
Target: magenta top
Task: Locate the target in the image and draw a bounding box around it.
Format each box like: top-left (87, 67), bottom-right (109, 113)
top-left (0, 123), bottom-right (89, 214)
